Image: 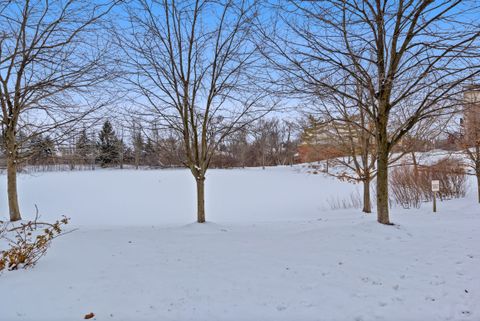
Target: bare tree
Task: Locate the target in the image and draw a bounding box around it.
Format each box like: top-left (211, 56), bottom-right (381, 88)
top-left (0, 0), bottom-right (117, 221)
top-left (250, 119), bottom-right (274, 169)
top-left (309, 86), bottom-right (439, 214)
top-left (223, 127), bottom-right (250, 167)
top-left (318, 88), bottom-right (378, 214)
top-left (263, 0), bottom-right (480, 224)
top-left (249, 118), bottom-right (298, 168)
top-left (277, 120), bottom-right (298, 166)
top-left (118, 0), bottom-right (272, 222)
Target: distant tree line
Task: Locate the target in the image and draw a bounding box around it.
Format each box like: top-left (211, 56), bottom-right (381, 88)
top-left (0, 119), bottom-right (299, 171)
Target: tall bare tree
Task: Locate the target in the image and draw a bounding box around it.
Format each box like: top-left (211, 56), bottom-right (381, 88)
top-left (319, 101), bottom-right (377, 213)
top-left (262, 0), bottom-right (480, 224)
top-left (0, 0), bottom-right (118, 221)
top-left (118, 0), bottom-right (271, 222)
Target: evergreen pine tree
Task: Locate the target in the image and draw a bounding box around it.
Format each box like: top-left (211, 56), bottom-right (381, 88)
top-left (97, 120), bottom-right (120, 167)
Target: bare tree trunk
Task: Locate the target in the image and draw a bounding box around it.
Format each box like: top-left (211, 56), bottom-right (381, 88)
top-left (262, 148), bottom-right (266, 170)
top-left (4, 128), bottom-right (22, 221)
top-left (363, 177), bottom-right (372, 213)
top-left (376, 153), bottom-right (390, 224)
top-left (7, 151), bottom-right (21, 222)
top-left (411, 151), bottom-right (418, 177)
top-left (196, 177), bottom-right (206, 223)
top-left (376, 122), bottom-right (391, 224)
top-left (135, 151), bottom-right (140, 169)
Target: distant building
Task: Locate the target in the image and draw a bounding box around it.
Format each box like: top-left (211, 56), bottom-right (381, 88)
top-left (297, 117), bottom-right (360, 163)
top-left (464, 84), bottom-right (480, 145)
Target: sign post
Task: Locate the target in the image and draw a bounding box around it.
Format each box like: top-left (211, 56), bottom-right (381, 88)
top-left (431, 180), bottom-right (440, 213)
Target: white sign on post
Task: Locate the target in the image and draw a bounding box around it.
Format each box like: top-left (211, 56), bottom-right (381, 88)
top-left (432, 180), bottom-right (440, 192)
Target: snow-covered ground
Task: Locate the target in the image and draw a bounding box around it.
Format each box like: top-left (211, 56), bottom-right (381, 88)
top-left (0, 166), bottom-right (479, 321)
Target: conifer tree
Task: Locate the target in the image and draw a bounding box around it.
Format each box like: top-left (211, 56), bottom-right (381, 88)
top-left (97, 121), bottom-right (120, 167)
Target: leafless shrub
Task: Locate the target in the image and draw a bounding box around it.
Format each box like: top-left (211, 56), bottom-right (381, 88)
top-left (390, 158), bottom-right (467, 208)
top-left (0, 211), bottom-right (70, 272)
top-left (327, 190), bottom-right (363, 210)
top-left (390, 166), bottom-right (423, 208)
top-left (430, 159), bottom-right (468, 200)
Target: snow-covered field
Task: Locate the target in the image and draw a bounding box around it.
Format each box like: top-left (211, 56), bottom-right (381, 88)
top-left (0, 166), bottom-right (479, 321)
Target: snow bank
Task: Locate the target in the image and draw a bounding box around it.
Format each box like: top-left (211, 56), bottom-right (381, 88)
top-left (0, 167), bottom-right (478, 321)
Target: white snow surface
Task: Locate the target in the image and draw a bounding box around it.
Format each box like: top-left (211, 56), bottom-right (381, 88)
top-left (0, 166), bottom-right (479, 321)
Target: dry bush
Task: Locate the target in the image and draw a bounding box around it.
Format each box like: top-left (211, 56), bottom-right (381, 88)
top-left (327, 190), bottom-right (363, 210)
top-left (0, 212), bottom-right (70, 272)
top-left (390, 166), bottom-right (422, 208)
top-left (390, 158), bottom-right (467, 208)
top-left (430, 158), bottom-right (468, 200)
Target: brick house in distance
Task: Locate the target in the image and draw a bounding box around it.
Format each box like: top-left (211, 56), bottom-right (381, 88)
top-left (297, 116), bottom-right (355, 163)
top-left (463, 84), bottom-right (480, 145)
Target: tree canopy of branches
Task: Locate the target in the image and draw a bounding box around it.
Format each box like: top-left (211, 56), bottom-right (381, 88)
top-left (118, 0), bottom-right (272, 223)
